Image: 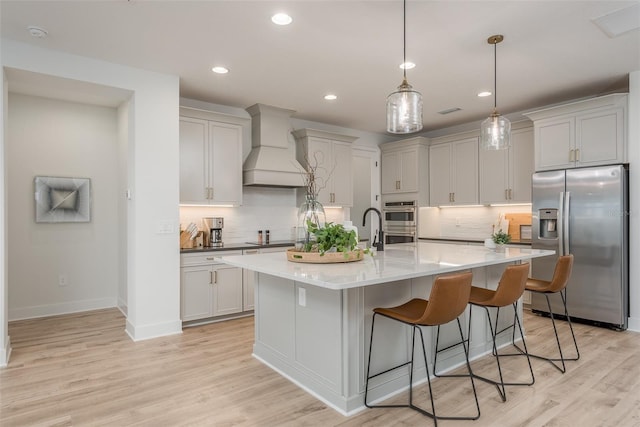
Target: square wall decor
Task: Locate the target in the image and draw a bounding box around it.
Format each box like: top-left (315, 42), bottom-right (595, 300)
top-left (35, 176), bottom-right (91, 223)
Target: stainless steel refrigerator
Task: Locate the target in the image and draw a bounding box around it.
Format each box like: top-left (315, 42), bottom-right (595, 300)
top-left (531, 164), bottom-right (629, 330)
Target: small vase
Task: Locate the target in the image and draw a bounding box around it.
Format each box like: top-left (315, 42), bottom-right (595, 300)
top-left (495, 244), bottom-right (506, 253)
top-left (296, 194), bottom-right (326, 251)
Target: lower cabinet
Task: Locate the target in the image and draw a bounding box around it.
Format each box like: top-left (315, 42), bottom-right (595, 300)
top-left (180, 251), bottom-right (243, 322)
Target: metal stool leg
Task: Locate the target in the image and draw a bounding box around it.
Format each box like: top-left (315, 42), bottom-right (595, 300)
top-left (510, 290), bottom-right (580, 373)
top-left (365, 314), bottom-right (480, 424)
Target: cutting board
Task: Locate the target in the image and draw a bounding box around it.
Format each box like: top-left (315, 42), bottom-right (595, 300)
top-left (505, 213), bottom-right (532, 241)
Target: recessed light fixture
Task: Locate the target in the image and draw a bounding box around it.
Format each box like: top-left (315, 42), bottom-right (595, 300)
top-left (271, 13), bottom-right (293, 26)
top-left (212, 66), bottom-right (229, 74)
top-left (399, 62), bottom-right (416, 70)
top-left (27, 25), bottom-right (48, 38)
top-left (477, 91), bottom-right (492, 97)
top-left (324, 94), bottom-right (337, 101)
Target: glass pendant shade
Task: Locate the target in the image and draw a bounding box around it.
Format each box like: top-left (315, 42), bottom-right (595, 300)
top-left (480, 111), bottom-right (511, 150)
top-left (386, 79), bottom-right (423, 134)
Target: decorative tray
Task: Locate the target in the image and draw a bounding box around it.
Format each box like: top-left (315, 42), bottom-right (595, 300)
top-left (286, 248), bottom-right (364, 264)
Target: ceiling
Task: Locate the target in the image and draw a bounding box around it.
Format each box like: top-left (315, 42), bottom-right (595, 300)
top-left (1, 1), bottom-right (639, 135)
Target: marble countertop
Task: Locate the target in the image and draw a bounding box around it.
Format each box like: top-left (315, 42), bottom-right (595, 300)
top-left (218, 242), bottom-right (554, 290)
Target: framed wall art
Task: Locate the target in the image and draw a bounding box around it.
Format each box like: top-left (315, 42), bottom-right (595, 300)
top-left (34, 176), bottom-right (91, 223)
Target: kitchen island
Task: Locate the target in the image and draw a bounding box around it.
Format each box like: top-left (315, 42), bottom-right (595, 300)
top-left (219, 242), bottom-right (554, 415)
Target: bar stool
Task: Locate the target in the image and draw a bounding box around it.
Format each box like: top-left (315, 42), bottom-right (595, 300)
top-left (516, 254), bottom-right (579, 373)
top-left (364, 271), bottom-right (480, 425)
top-left (466, 263), bottom-right (534, 402)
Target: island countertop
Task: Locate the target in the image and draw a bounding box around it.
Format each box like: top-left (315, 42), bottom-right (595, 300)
top-left (218, 242), bottom-right (554, 290)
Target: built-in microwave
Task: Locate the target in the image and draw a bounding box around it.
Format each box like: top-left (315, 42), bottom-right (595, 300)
top-left (382, 200), bottom-right (417, 227)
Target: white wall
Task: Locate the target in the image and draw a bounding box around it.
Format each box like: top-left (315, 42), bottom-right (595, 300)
top-left (628, 70), bottom-right (639, 331)
top-left (1, 68), bottom-right (9, 366)
top-left (1, 39), bottom-right (181, 346)
top-left (6, 94), bottom-right (119, 320)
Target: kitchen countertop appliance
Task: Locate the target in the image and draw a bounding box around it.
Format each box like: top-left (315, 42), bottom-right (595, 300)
top-left (382, 200), bottom-right (417, 245)
top-left (531, 164), bottom-right (629, 330)
top-left (203, 217), bottom-right (224, 247)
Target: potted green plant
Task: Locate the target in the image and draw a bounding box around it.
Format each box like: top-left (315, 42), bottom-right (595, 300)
top-left (492, 229), bottom-right (511, 252)
top-left (288, 221), bottom-right (371, 262)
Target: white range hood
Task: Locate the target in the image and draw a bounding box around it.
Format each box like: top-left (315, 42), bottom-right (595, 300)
top-left (243, 103), bottom-right (305, 187)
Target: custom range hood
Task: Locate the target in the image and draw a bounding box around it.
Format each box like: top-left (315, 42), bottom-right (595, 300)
top-left (243, 103), bottom-right (305, 187)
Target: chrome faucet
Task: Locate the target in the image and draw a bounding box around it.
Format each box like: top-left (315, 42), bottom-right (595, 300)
top-left (362, 207), bottom-right (384, 251)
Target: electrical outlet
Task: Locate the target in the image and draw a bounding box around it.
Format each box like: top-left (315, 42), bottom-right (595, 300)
top-left (59, 274), bottom-right (68, 287)
top-left (298, 287), bottom-right (306, 307)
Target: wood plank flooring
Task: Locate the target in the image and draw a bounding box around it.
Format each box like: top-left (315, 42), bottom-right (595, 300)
top-left (1, 308), bottom-right (639, 426)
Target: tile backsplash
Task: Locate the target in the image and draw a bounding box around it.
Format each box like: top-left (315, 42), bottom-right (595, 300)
top-left (179, 187), bottom-right (346, 244)
top-left (419, 205), bottom-right (532, 240)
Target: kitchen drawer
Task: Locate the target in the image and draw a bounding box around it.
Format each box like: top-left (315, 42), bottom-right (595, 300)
top-left (180, 250), bottom-right (242, 267)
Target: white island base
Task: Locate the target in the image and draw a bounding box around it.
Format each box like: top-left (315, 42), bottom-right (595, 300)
top-left (220, 243), bottom-right (553, 415)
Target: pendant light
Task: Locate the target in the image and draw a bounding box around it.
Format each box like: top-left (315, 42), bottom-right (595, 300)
top-left (480, 35), bottom-right (510, 150)
top-left (386, 0), bottom-right (423, 134)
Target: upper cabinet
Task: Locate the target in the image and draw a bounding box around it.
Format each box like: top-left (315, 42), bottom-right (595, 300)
top-left (429, 137), bottom-right (478, 206)
top-left (293, 129), bottom-right (358, 207)
top-left (480, 127), bottom-right (534, 204)
top-left (525, 94), bottom-right (627, 171)
top-left (380, 137), bottom-right (429, 205)
top-left (179, 108), bottom-right (247, 205)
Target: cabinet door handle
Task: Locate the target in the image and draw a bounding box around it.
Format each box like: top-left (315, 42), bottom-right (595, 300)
top-left (209, 271), bottom-right (213, 284)
top-left (396, 180), bottom-right (400, 190)
top-left (575, 149), bottom-right (580, 162)
top-left (569, 149), bottom-right (575, 162)
top-left (209, 188), bottom-right (214, 199)
top-left (508, 189), bottom-right (512, 200)
top-left (245, 250), bottom-right (258, 254)
top-left (211, 270), bottom-right (217, 284)
top-left (206, 256), bottom-right (215, 260)
top-left (505, 189), bottom-right (509, 200)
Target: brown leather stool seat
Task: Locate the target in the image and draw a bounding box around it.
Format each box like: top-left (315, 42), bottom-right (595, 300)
top-left (466, 263), bottom-right (534, 402)
top-left (516, 255), bottom-right (579, 373)
top-left (364, 271), bottom-right (480, 425)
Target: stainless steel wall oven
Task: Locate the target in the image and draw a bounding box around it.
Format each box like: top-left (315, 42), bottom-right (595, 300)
top-left (383, 201), bottom-right (417, 244)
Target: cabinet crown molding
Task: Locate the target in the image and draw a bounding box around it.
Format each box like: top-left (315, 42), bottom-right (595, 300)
top-left (524, 93), bottom-right (628, 122)
top-left (380, 136), bottom-right (429, 151)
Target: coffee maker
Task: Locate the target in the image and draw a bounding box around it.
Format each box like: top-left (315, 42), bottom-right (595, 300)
top-left (203, 217), bottom-right (224, 247)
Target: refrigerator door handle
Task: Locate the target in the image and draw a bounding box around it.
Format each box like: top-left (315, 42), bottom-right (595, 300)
top-left (558, 192), bottom-right (565, 255)
top-left (564, 191), bottom-right (571, 255)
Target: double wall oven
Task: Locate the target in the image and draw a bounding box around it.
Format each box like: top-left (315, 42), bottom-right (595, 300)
top-left (383, 200), bottom-right (417, 244)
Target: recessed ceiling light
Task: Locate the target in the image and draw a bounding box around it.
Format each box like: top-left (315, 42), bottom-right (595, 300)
top-left (27, 25), bottom-right (48, 38)
top-left (271, 13), bottom-right (293, 26)
top-left (324, 94), bottom-right (337, 101)
top-left (477, 91), bottom-right (492, 97)
top-left (399, 62), bottom-right (416, 70)
top-left (212, 66), bottom-right (229, 74)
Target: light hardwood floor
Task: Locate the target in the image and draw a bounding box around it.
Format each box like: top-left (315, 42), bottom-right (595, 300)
top-left (1, 308), bottom-right (639, 426)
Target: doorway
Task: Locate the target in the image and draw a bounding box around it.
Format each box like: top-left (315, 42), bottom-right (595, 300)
top-left (352, 148), bottom-right (379, 244)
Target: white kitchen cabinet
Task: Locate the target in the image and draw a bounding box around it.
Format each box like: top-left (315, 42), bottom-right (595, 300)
top-left (380, 137), bottom-right (429, 205)
top-left (480, 127), bottom-right (534, 204)
top-left (180, 251), bottom-right (243, 322)
top-left (429, 137), bottom-right (478, 206)
top-left (179, 108), bottom-right (244, 205)
top-left (525, 94), bottom-right (627, 171)
top-left (293, 129), bottom-right (358, 207)
top-left (242, 246), bottom-right (293, 311)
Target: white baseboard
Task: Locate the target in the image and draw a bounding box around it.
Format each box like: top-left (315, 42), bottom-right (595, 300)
top-left (117, 297), bottom-right (128, 317)
top-left (8, 297), bottom-right (117, 321)
top-left (627, 315), bottom-right (640, 332)
top-left (0, 336), bottom-right (11, 367)
top-left (125, 318), bottom-right (182, 342)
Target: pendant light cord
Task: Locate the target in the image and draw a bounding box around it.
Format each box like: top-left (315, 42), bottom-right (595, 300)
top-left (403, 0), bottom-right (407, 81)
top-left (493, 41), bottom-right (497, 111)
